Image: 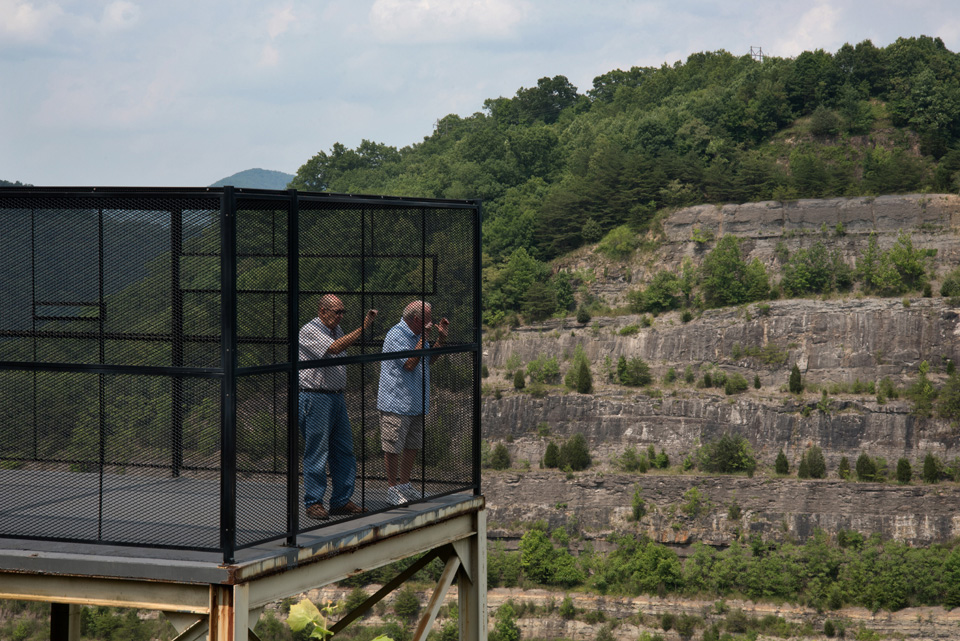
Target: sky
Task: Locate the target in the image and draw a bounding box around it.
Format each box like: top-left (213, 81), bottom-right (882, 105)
top-left (2, 0), bottom-right (960, 187)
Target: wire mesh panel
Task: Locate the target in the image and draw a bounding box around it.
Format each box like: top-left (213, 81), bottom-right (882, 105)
top-left (235, 372), bottom-right (289, 547)
top-left (0, 187), bottom-right (480, 560)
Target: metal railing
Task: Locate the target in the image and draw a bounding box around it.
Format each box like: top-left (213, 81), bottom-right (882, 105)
top-left (0, 187), bottom-right (481, 562)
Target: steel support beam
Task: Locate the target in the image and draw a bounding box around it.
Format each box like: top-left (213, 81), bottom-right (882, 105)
top-left (458, 510), bottom-right (487, 641)
top-left (248, 511), bottom-right (476, 609)
top-left (50, 603), bottom-right (80, 641)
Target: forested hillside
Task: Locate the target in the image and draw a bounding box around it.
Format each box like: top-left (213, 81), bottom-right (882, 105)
top-left (289, 36), bottom-right (960, 324)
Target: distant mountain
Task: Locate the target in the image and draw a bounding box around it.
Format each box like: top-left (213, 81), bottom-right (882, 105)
top-left (209, 168), bottom-right (294, 190)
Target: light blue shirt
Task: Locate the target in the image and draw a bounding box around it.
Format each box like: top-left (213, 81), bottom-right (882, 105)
top-left (377, 319), bottom-right (430, 415)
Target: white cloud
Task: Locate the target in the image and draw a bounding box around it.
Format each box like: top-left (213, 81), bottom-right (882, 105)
top-left (0, 0), bottom-right (63, 43)
top-left (267, 4), bottom-right (295, 38)
top-left (101, 1), bottom-right (138, 31)
top-left (259, 43), bottom-right (280, 67)
top-left (369, 0), bottom-right (530, 43)
top-left (773, 1), bottom-right (842, 57)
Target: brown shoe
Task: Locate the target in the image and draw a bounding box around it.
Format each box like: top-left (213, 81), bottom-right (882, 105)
top-left (331, 501), bottom-right (366, 515)
top-left (306, 503), bottom-right (329, 519)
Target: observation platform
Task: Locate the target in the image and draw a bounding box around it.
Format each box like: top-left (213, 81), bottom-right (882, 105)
top-left (0, 187), bottom-right (486, 640)
top-left (0, 492), bottom-right (487, 641)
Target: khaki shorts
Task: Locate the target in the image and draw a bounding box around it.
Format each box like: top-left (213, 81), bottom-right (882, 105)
top-left (380, 411), bottom-right (423, 454)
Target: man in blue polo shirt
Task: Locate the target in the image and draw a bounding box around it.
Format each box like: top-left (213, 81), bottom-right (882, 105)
top-left (377, 300), bottom-right (449, 506)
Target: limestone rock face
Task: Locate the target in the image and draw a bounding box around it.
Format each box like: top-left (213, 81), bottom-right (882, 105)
top-left (661, 194), bottom-right (960, 241)
top-left (483, 298), bottom-right (960, 388)
top-left (482, 471), bottom-right (960, 546)
top-left (479, 195), bottom-right (960, 548)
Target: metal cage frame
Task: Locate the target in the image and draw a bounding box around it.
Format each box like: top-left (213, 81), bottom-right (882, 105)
top-left (0, 186), bottom-right (482, 563)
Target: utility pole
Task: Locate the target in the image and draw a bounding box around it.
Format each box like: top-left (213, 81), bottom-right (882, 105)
top-left (750, 46), bottom-right (764, 62)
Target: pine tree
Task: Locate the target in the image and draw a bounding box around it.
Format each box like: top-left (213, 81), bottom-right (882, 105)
top-left (513, 369), bottom-right (525, 390)
top-left (896, 458), bottom-right (912, 484)
top-left (543, 442), bottom-right (560, 468)
top-left (775, 449), bottom-right (789, 475)
top-left (922, 452), bottom-right (941, 484)
top-left (789, 364), bottom-right (803, 393)
top-left (838, 456), bottom-right (851, 480)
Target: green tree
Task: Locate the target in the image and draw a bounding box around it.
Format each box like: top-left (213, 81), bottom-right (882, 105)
top-left (937, 373), bottom-right (960, 421)
top-left (922, 453), bottom-right (942, 484)
top-left (393, 585), bottom-right (421, 621)
top-left (775, 449), bottom-right (790, 475)
top-left (617, 355), bottom-right (652, 386)
top-left (559, 434), bottom-right (592, 471)
top-left (490, 601), bottom-right (521, 641)
top-left (700, 235), bottom-right (769, 308)
top-left (491, 443), bottom-right (512, 470)
top-left (838, 456), bottom-right (851, 479)
top-left (697, 434), bottom-right (757, 475)
top-left (856, 453), bottom-right (877, 482)
top-left (896, 458), bottom-right (912, 484)
top-left (513, 369), bottom-right (525, 390)
top-left (803, 446), bottom-right (827, 479)
top-left (789, 364), bottom-right (803, 394)
top-left (543, 442), bottom-right (560, 468)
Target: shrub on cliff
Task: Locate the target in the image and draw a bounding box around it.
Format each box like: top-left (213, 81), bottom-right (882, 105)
top-left (789, 364), bottom-right (803, 394)
top-left (697, 434), bottom-right (757, 476)
top-left (559, 434), bottom-right (591, 471)
top-left (564, 344), bottom-right (593, 393)
top-left (543, 441), bottom-right (560, 468)
top-left (936, 373), bottom-right (960, 422)
top-left (775, 449), bottom-right (790, 475)
top-left (856, 452), bottom-right (877, 481)
top-left (896, 458), bottom-right (912, 484)
top-left (617, 355), bottom-right (652, 386)
top-left (799, 446), bottom-right (826, 479)
top-left (490, 443), bottom-right (511, 470)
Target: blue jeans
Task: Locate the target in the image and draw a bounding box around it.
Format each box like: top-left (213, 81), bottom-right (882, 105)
top-left (299, 391), bottom-right (356, 509)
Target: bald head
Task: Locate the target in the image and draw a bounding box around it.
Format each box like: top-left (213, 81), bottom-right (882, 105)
top-left (317, 295), bottom-right (345, 330)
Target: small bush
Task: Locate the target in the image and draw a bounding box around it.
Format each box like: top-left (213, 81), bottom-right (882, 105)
top-left (856, 452), bottom-right (877, 482)
top-left (559, 434), bottom-right (591, 471)
top-left (775, 449), bottom-right (789, 475)
top-left (896, 457), bottom-right (912, 484)
top-left (394, 585), bottom-right (421, 621)
top-left (576, 307), bottom-right (591, 324)
top-left (789, 364), bottom-right (803, 393)
top-left (543, 442), bottom-right (560, 468)
top-left (631, 485), bottom-right (646, 521)
top-left (490, 443), bottom-right (511, 470)
top-left (724, 372), bottom-right (749, 395)
top-left (838, 456), bottom-right (851, 479)
top-left (513, 370), bottom-right (525, 390)
top-left (617, 355), bottom-right (652, 386)
top-left (660, 612), bottom-right (676, 631)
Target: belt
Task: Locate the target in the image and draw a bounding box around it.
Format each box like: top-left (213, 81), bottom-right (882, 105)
top-left (299, 388), bottom-right (345, 394)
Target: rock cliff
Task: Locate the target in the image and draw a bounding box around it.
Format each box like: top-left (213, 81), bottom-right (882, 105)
top-left (479, 195), bottom-right (960, 547)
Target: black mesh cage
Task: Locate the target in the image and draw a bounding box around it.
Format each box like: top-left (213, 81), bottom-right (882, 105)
top-left (0, 187), bottom-right (481, 561)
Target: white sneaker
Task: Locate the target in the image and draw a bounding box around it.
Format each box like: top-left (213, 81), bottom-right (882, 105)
top-left (387, 485), bottom-right (406, 506)
top-left (399, 483), bottom-right (423, 501)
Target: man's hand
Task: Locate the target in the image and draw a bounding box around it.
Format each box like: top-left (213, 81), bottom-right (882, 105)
top-left (437, 317), bottom-right (449, 342)
top-left (362, 309), bottom-right (378, 330)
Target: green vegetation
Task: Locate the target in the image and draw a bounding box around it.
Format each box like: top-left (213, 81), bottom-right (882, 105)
top-left (507, 528), bottom-right (960, 613)
top-left (281, 37), bottom-right (960, 326)
top-left (490, 443), bottom-right (511, 470)
top-left (616, 355), bottom-right (652, 386)
top-left (696, 434), bottom-right (757, 476)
